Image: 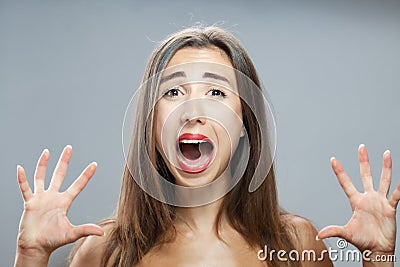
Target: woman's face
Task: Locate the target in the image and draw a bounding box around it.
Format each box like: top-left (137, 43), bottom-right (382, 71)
top-left (154, 47), bottom-right (244, 187)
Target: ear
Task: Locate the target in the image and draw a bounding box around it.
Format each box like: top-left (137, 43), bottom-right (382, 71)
top-left (240, 125), bottom-right (245, 138)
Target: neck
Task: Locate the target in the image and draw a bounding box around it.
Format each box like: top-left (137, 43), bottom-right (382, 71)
top-left (175, 198), bottom-right (225, 233)
top-left (173, 168), bottom-right (234, 233)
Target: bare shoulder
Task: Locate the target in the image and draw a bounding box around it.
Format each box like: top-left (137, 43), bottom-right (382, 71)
top-left (282, 214), bottom-right (333, 266)
top-left (69, 220), bottom-right (115, 267)
top-left (282, 214), bottom-right (320, 249)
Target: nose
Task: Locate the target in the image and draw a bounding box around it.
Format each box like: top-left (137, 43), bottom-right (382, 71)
top-left (180, 110), bottom-right (206, 125)
top-left (179, 99), bottom-right (207, 126)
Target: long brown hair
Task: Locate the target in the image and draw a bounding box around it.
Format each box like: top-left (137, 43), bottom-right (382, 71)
top-left (70, 26), bottom-right (301, 267)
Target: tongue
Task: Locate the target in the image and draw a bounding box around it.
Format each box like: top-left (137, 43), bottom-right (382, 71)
top-left (180, 144), bottom-right (201, 160)
top-left (177, 142), bottom-right (214, 173)
top-left (179, 142), bottom-right (213, 161)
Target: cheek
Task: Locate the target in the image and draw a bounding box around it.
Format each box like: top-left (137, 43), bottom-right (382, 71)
top-left (154, 106), bottom-right (167, 151)
top-left (225, 98), bottom-right (244, 138)
top-left (214, 123), bottom-right (236, 159)
top-left (232, 98), bottom-right (243, 121)
top-left (154, 103), bottom-right (178, 156)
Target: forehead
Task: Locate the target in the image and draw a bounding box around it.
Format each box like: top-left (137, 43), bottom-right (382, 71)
top-left (166, 47), bottom-right (233, 68)
top-left (161, 47), bottom-right (237, 89)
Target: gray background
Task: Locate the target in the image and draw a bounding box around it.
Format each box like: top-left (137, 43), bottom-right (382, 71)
top-left (1, 0), bottom-right (399, 266)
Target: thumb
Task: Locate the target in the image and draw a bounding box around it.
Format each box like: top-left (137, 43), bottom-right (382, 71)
top-left (67, 224), bottom-right (105, 243)
top-left (317, 225), bottom-right (347, 240)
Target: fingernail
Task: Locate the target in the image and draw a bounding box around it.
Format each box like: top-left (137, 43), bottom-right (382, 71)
top-left (93, 162), bottom-right (98, 167)
top-left (41, 149), bottom-right (49, 161)
top-left (384, 150), bottom-right (391, 155)
top-left (330, 157), bottom-right (336, 167)
top-left (17, 164), bottom-right (21, 170)
top-left (315, 235), bottom-right (320, 241)
top-left (359, 144), bottom-right (365, 149)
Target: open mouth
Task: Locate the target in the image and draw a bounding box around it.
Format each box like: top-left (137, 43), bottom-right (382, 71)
top-left (176, 133), bottom-right (215, 174)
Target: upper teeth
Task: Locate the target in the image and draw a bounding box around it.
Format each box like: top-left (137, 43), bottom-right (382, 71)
top-left (180, 139), bottom-right (207, 144)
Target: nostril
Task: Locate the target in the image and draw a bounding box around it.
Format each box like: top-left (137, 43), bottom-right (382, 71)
top-left (180, 111), bottom-right (191, 123)
top-left (180, 111), bottom-right (206, 124)
top-left (197, 117), bottom-right (206, 124)
top-left (179, 99), bottom-right (208, 125)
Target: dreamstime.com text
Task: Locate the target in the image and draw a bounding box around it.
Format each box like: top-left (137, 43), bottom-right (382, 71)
top-left (257, 239), bottom-right (396, 263)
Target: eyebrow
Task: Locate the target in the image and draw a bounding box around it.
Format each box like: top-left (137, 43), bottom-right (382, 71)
top-left (160, 71), bottom-right (231, 85)
top-left (160, 71), bottom-right (186, 84)
top-left (203, 72), bottom-right (230, 84)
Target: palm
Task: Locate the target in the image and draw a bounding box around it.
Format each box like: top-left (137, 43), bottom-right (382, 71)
top-left (16, 146), bottom-right (103, 255)
top-left (341, 191), bottom-right (395, 252)
top-left (19, 191), bottom-right (75, 252)
top-left (318, 145), bottom-right (399, 254)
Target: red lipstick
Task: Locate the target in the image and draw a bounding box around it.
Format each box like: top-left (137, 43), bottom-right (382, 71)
top-left (178, 133), bottom-right (209, 141)
top-left (176, 133), bottom-right (215, 174)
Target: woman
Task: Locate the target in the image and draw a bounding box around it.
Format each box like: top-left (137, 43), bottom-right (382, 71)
top-left (14, 27), bottom-right (399, 267)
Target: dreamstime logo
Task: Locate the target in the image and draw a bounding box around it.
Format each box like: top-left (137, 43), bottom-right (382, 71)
top-left (336, 238), bottom-right (348, 249)
top-left (257, 239), bottom-right (396, 263)
top-left (122, 62), bottom-right (277, 207)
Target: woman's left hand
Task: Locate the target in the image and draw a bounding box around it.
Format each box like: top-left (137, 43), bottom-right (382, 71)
top-left (317, 144), bottom-right (399, 256)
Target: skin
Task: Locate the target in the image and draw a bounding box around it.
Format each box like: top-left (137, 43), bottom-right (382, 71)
top-left (14, 48), bottom-right (400, 267)
top-left (154, 47), bottom-right (243, 188)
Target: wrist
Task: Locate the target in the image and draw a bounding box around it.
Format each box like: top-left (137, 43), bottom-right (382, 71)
top-left (15, 247), bottom-right (50, 267)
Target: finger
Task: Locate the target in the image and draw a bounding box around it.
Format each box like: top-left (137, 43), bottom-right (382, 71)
top-left (17, 165), bottom-right (33, 201)
top-left (65, 162), bottom-right (97, 204)
top-left (331, 157), bottom-right (358, 199)
top-left (49, 145), bottom-right (72, 191)
top-left (317, 225), bottom-right (348, 240)
top-left (358, 144), bottom-right (374, 192)
top-left (34, 148), bottom-right (50, 193)
top-left (389, 181), bottom-right (400, 208)
top-left (378, 150), bottom-right (392, 197)
top-left (66, 224), bottom-right (104, 243)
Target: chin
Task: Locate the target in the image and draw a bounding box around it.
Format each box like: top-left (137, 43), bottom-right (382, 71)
top-left (173, 168), bottom-right (219, 187)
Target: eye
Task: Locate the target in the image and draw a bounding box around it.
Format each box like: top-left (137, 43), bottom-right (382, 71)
top-left (207, 88), bottom-right (227, 98)
top-left (163, 87), bottom-right (183, 97)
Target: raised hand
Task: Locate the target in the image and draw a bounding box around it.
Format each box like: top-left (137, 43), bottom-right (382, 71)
top-left (15, 146), bottom-right (104, 266)
top-left (317, 144), bottom-right (399, 257)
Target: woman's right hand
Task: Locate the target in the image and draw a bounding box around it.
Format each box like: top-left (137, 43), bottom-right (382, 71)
top-left (14, 145), bottom-right (104, 267)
